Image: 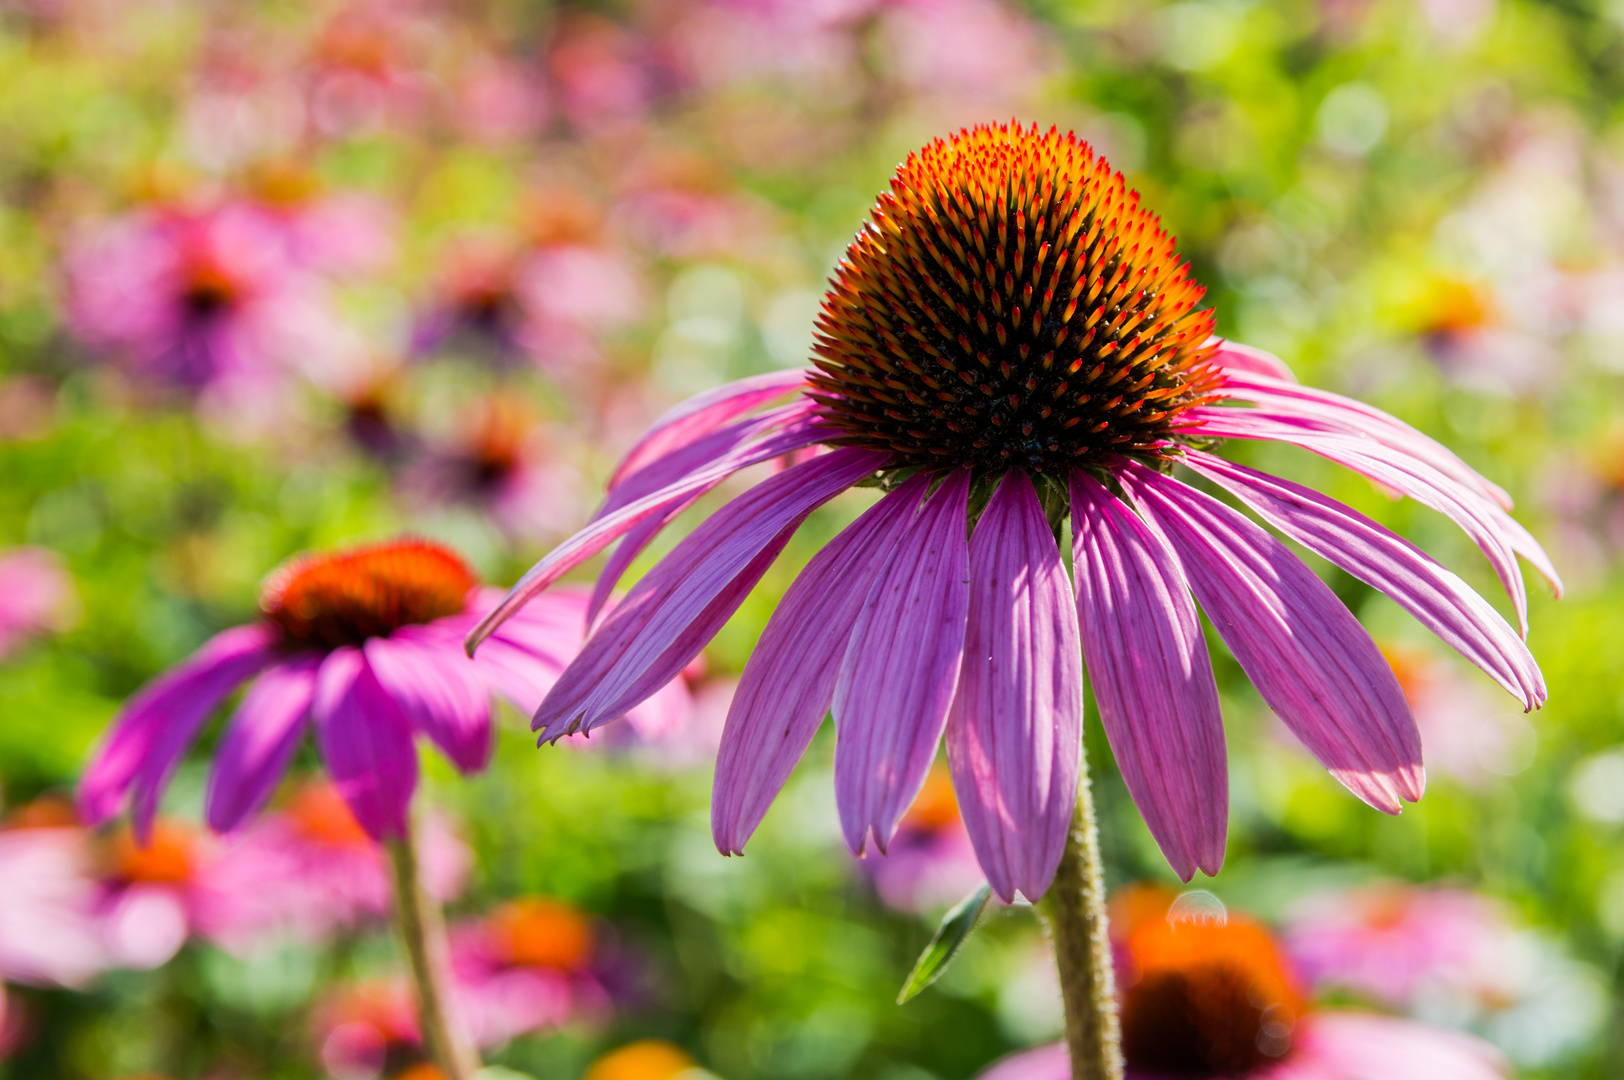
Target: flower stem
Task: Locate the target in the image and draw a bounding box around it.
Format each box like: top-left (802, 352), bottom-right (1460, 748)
top-left (387, 821), bottom-right (480, 1080)
top-left (1036, 747), bottom-right (1124, 1080)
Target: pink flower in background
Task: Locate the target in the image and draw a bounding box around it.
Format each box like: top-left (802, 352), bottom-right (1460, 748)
top-left (314, 898), bottom-right (611, 1070)
top-left (92, 818), bottom-right (216, 969)
top-left (861, 763), bottom-right (986, 914)
top-left (512, 242), bottom-right (645, 371)
top-left (545, 13), bottom-right (663, 133)
top-left (194, 783), bottom-right (470, 952)
top-left (0, 547), bottom-right (77, 659)
top-left (454, 54), bottom-right (550, 144)
top-left (305, 2), bottom-right (439, 139)
top-left (1283, 881), bottom-right (1606, 1065)
top-left (414, 223), bottom-right (643, 373)
top-left (0, 811), bottom-right (108, 988)
top-left (314, 979), bottom-right (428, 1080)
top-left (404, 398), bottom-right (585, 544)
top-left (1384, 646), bottom-right (1537, 788)
top-left (64, 201), bottom-right (347, 395)
top-left (1284, 882), bottom-right (1508, 1010)
top-left (468, 124), bottom-right (1553, 903)
top-left (78, 538), bottom-right (683, 844)
top-left (978, 897), bottom-right (1508, 1080)
top-left (447, 897), bottom-right (611, 1048)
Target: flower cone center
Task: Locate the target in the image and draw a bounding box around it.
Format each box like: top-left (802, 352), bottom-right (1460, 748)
top-left (810, 122), bottom-right (1220, 475)
top-left (260, 539), bottom-right (476, 650)
top-left (1120, 918), bottom-right (1303, 1076)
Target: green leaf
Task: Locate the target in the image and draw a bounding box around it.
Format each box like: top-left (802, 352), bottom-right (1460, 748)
top-left (896, 882), bottom-right (994, 1004)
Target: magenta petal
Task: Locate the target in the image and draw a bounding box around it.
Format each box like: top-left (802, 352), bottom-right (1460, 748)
top-left (1185, 407), bottom-right (1540, 633)
top-left (1121, 463), bottom-right (1424, 814)
top-left (608, 370), bottom-right (808, 489)
top-left (534, 447), bottom-right (890, 741)
top-left (78, 623), bottom-right (278, 838)
top-left (465, 406), bottom-right (826, 653)
top-left (1210, 338), bottom-right (1297, 382)
top-left (1212, 372), bottom-right (1513, 511)
top-left (833, 469), bottom-right (973, 856)
top-left (365, 631), bottom-right (493, 773)
top-left (311, 648), bottom-right (419, 841)
top-left (1070, 471), bottom-right (1226, 881)
top-left (711, 473), bottom-right (930, 856)
top-left (945, 471), bottom-right (1082, 902)
top-left (1183, 450), bottom-right (1545, 710)
top-left (205, 655), bottom-right (320, 833)
top-left (585, 493), bottom-right (701, 630)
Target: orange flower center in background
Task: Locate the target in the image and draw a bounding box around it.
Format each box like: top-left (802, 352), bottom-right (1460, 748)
top-left (260, 539), bottom-right (477, 650)
top-left (900, 763), bottom-right (960, 834)
top-left (287, 783), bottom-right (373, 848)
top-left (809, 122), bottom-right (1219, 475)
top-left (488, 898), bottom-right (594, 971)
top-left (108, 820), bottom-right (198, 884)
top-left (1120, 915), bottom-right (1305, 1076)
top-left (583, 1039), bottom-right (696, 1080)
top-left (181, 261), bottom-right (240, 318)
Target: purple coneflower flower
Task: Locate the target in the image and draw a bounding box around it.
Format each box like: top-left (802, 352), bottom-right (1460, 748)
top-left (976, 900), bottom-right (1509, 1080)
top-left (468, 122), bottom-right (1556, 902)
top-left (77, 539), bottom-right (678, 843)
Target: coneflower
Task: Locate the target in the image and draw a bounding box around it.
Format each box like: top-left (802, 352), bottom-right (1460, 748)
top-left (468, 122), bottom-right (1556, 1078)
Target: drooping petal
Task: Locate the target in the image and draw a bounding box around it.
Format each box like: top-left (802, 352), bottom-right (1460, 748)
top-left (945, 470), bottom-right (1082, 902)
top-left (1120, 463), bottom-right (1424, 813)
top-left (712, 474), bottom-right (929, 856)
top-left (366, 628), bottom-right (492, 773)
top-left (1184, 407), bottom-right (1538, 632)
top-left (1183, 450), bottom-right (1545, 710)
top-left (311, 648), bottom-right (419, 840)
top-left (585, 491), bottom-right (702, 630)
top-left (608, 370), bottom-right (808, 488)
top-left (833, 469), bottom-right (973, 856)
top-left (1070, 471), bottom-right (1226, 880)
top-left (205, 655), bottom-right (320, 833)
top-left (534, 447), bottom-right (890, 741)
top-left (78, 623), bottom-right (278, 838)
top-left (1213, 370), bottom-right (1513, 511)
top-left (1209, 338), bottom-right (1297, 382)
top-left (465, 408), bottom-right (826, 653)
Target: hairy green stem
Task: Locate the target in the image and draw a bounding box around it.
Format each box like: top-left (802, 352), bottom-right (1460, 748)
top-left (387, 822), bottom-right (480, 1080)
top-left (1036, 750), bottom-right (1124, 1080)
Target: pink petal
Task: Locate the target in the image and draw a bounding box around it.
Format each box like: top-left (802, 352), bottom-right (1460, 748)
top-left (311, 648), bottom-right (419, 841)
top-left (833, 469), bottom-right (973, 856)
top-left (78, 623), bottom-right (278, 838)
top-left (1184, 407), bottom-right (1540, 633)
top-left (1071, 471), bottom-right (1226, 881)
top-left (607, 369), bottom-right (808, 489)
top-left (465, 407), bottom-right (826, 654)
top-left (1121, 463), bottom-right (1424, 814)
top-left (533, 447), bottom-right (889, 741)
top-left (205, 655), bottom-right (320, 833)
top-left (1297, 1012), bottom-right (1509, 1080)
top-left (1183, 450), bottom-right (1544, 710)
top-left (712, 473), bottom-right (930, 856)
top-left (946, 470), bottom-right (1082, 902)
top-left (585, 492), bottom-right (701, 630)
top-left (1213, 371), bottom-right (1515, 513)
top-left (1209, 337), bottom-right (1298, 382)
top-left (366, 630), bottom-right (493, 773)
top-left (471, 637), bottom-right (567, 717)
